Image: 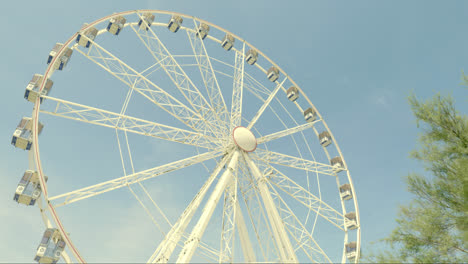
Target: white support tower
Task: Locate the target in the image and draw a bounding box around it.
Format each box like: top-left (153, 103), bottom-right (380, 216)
top-left (243, 152), bottom-right (298, 263)
top-left (176, 151), bottom-right (240, 263)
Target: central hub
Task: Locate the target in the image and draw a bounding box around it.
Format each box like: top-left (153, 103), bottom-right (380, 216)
top-left (232, 126), bottom-right (257, 152)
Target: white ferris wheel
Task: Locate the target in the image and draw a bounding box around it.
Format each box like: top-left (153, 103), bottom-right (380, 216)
top-left (12, 10), bottom-right (360, 263)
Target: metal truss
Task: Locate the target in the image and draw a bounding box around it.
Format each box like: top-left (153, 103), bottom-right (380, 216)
top-left (257, 121), bottom-right (320, 144)
top-left (258, 163), bottom-right (345, 230)
top-left (254, 148), bottom-right (340, 176)
top-left (238, 156), bottom-right (278, 262)
top-left (48, 150), bottom-right (223, 207)
top-left (74, 36), bottom-right (223, 141)
top-left (234, 199), bottom-right (256, 262)
top-left (243, 152), bottom-right (298, 263)
top-left (230, 44), bottom-right (246, 130)
top-left (244, 73), bottom-right (271, 99)
top-left (247, 77), bottom-right (288, 130)
top-left (176, 151), bottom-right (240, 263)
top-left (267, 182), bottom-right (331, 263)
top-left (148, 151), bottom-right (233, 263)
top-left (41, 96), bottom-right (221, 149)
top-left (186, 21), bottom-right (230, 136)
top-left (219, 170), bottom-right (238, 263)
top-left (129, 16), bottom-right (227, 140)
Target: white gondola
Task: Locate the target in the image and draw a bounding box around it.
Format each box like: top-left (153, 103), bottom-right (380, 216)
top-left (196, 23), bottom-right (210, 40)
top-left (221, 34), bottom-right (235, 51)
top-left (13, 170), bottom-right (47, 206)
top-left (319, 131), bottom-right (332, 147)
top-left (76, 24), bottom-right (98, 48)
top-left (138, 12), bottom-right (155, 31)
top-left (267, 66), bottom-right (279, 82)
top-left (287, 86), bottom-right (299, 101)
top-left (11, 117), bottom-right (44, 150)
top-left (34, 228), bottom-right (66, 264)
top-left (107, 16), bottom-right (126, 35)
top-left (47, 43), bottom-right (73, 71)
top-left (168, 15), bottom-right (183, 32)
top-left (339, 183), bottom-right (353, 200)
top-left (303, 107), bottom-right (316, 122)
top-left (345, 242), bottom-right (357, 260)
top-left (345, 212), bottom-right (358, 230)
top-left (331, 156), bottom-right (345, 172)
top-left (24, 74), bottom-right (53, 103)
top-left (245, 49), bottom-right (258, 65)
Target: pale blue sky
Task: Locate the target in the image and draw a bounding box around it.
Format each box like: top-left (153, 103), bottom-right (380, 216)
top-left (1, 0), bottom-right (467, 263)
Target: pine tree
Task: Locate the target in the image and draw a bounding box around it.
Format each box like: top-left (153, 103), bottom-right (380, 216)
top-left (367, 77), bottom-right (468, 263)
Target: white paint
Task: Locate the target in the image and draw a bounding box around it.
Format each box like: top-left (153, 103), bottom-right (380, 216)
top-left (232, 126), bottom-right (257, 152)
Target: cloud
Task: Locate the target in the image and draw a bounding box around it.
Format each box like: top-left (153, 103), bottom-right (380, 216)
top-left (374, 94), bottom-right (389, 107)
top-left (369, 89), bottom-right (394, 109)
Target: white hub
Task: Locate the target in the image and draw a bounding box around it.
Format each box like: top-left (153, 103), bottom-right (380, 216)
top-left (232, 126), bottom-right (257, 152)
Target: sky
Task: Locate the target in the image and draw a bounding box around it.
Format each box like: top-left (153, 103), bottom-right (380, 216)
top-left (1, 0), bottom-right (468, 263)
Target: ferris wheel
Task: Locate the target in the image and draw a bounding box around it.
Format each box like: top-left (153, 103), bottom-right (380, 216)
top-left (12, 10), bottom-right (360, 263)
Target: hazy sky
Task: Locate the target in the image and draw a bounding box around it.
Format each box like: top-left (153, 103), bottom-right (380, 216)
top-left (1, 0), bottom-right (467, 263)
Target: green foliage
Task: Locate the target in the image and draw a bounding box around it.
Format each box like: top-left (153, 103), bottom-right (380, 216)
top-left (365, 77), bottom-right (468, 263)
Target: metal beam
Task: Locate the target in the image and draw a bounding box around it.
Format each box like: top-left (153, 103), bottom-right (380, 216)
top-left (75, 36), bottom-right (221, 139)
top-left (130, 18), bottom-right (226, 140)
top-left (41, 96), bottom-right (221, 149)
top-left (219, 174), bottom-right (238, 263)
top-left (268, 181), bottom-right (332, 263)
top-left (186, 22), bottom-right (229, 135)
top-left (148, 151), bottom-right (232, 263)
top-left (230, 43), bottom-right (246, 130)
top-left (254, 148), bottom-right (340, 176)
top-left (243, 152), bottom-right (298, 263)
top-left (235, 199), bottom-right (256, 262)
top-left (264, 165), bottom-right (345, 230)
top-left (257, 121), bottom-right (319, 144)
top-left (49, 150), bottom-right (222, 207)
top-left (247, 77), bottom-right (287, 130)
top-left (176, 151), bottom-right (240, 263)
top-left (238, 154), bottom-right (281, 260)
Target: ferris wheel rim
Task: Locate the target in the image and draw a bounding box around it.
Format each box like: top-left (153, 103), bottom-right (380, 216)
top-left (27, 9), bottom-right (361, 263)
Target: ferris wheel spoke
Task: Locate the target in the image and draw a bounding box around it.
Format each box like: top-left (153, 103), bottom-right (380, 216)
top-left (238, 157), bottom-right (277, 261)
top-left (148, 151), bottom-right (233, 263)
top-left (230, 43), bottom-right (246, 130)
top-left (129, 17), bottom-right (227, 139)
top-left (240, 189), bottom-right (278, 261)
top-left (234, 199), bottom-right (257, 262)
top-left (259, 163), bottom-right (345, 230)
top-left (48, 150), bottom-right (223, 207)
top-left (185, 240), bottom-right (220, 262)
top-left (176, 151), bottom-right (240, 263)
top-left (267, 182), bottom-right (332, 263)
top-left (254, 148), bottom-right (341, 176)
top-left (243, 152), bottom-right (298, 263)
top-left (74, 38), bottom-right (221, 140)
top-left (114, 125), bottom-right (173, 239)
top-left (244, 73), bottom-right (271, 97)
top-left (247, 76), bottom-right (288, 130)
top-left (40, 95), bottom-right (221, 149)
top-left (219, 171), bottom-right (238, 263)
top-left (257, 120), bottom-right (320, 144)
top-left (186, 22), bottom-right (230, 134)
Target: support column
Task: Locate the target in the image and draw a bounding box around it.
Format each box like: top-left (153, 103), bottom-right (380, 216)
top-left (235, 200), bottom-right (256, 262)
top-left (149, 152), bottom-right (232, 263)
top-left (243, 152), bottom-right (298, 263)
top-left (176, 151), bottom-right (240, 263)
